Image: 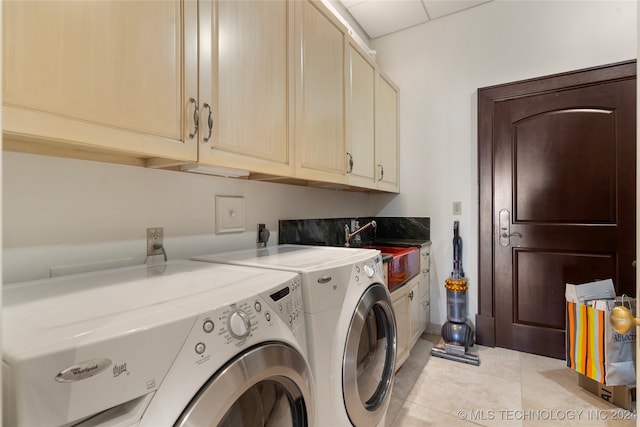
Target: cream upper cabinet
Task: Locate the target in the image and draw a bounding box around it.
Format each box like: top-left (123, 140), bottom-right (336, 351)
top-left (2, 0), bottom-right (198, 164)
top-left (293, 0), bottom-right (347, 185)
top-left (346, 42), bottom-right (376, 189)
top-left (197, 0), bottom-right (293, 176)
top-left (375, 73), bottom-right (400, 193)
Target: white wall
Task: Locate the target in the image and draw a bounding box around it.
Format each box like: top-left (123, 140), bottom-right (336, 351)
top-left (3, 151), bottom-right (378, 282)
top-left (369, 0), bottom-right (638, 328)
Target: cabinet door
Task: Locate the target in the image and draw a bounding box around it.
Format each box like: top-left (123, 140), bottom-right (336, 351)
top-left (419, 247), bottom-right (431, 333)
top-left (198, 0), bottom-right (293, 176)
top-left (391, 287), bottom-right (409, 372)
top-left (294, 0), bottom-right (346, 185)
top-left (420, 297), bottom-right (430, 335)
top-left (408, 278), bottom-right (422, 348)
top-left (346, 42), bottom-right (376, 189)
top-left (375, 73), bottom-right (399, 192)
top-left (3, 0), bottom-right (197, 162)
top-left (420, 247), bottom-right (430, 300)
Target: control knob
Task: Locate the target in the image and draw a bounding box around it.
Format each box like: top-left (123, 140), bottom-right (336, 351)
top-left (364, 264), bottom-right (375, 278)
top-left (228, 310), bottom-right (251, 339)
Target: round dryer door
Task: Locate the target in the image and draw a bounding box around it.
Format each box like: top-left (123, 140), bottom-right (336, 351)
top-left (343, 283), bottom-right (397, 426)
top-left (176, 343), bottom-right (314, 427)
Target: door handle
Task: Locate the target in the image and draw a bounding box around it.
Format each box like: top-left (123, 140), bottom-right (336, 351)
top-left (499, 209), bottom-right (522, 247)
top-left (500, 232), bottom-right (523, 238)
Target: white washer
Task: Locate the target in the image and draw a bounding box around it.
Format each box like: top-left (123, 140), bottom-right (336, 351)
top-left (193, 245), bottom-right (396, 427)
top-left (3, 260), bottom-right (314, 427)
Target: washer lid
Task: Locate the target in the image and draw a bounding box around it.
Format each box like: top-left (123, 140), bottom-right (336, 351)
top-left (3, 261), bottom-right (277, 355)
top-left (194, 244), bottom-right (380, 271)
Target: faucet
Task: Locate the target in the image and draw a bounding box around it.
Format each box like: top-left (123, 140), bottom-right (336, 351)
top-left (345, 220), bottom-right (377, 247)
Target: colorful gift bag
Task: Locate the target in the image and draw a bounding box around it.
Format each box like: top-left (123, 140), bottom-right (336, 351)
top-left (566, 298), bottom-right (636, 386)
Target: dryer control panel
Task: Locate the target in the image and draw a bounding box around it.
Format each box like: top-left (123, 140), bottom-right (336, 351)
top-left (353, 254), bottom-right (384, 285)
top-left (264, 276), bottom-right (304, 333)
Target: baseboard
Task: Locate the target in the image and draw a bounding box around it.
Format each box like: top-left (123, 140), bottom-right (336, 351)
top-left (425, 322), bottom-right (441, 336)
top-left (475, 314), bottom-right (495, 346)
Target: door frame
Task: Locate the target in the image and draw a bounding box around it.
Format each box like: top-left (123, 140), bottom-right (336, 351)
top-left (476, 60), bottom-right (637, 347)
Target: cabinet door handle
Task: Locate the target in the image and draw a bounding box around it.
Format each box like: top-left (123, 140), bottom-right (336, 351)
top-left (409, 290), bottom-right (414, 300)
top-left (203, 103), bottom-right (213, 142)
top-left (377, 164), bottom-right (384, 180)
top-left (188, 98), bottom-right (199, 139)
top-left (346, 152), bottom-right (354, 174)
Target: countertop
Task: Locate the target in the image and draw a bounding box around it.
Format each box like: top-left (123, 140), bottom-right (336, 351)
top-left (368, 239), bottom-right (432, 249)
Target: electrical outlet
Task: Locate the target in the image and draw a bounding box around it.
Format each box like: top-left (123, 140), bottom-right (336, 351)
top-left (147, 227), bottom-right (164, 256)
top-left (453, 201), bottom-right (462, 215)
top-left (257, 223), bottom-right (270, 247)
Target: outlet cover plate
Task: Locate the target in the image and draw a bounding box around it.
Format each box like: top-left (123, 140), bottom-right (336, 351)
top-left (216, 196), bottom-right (245, 233)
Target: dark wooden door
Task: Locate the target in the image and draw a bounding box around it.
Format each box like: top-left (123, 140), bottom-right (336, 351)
top-left (477, 61), bottom-right (636, 359)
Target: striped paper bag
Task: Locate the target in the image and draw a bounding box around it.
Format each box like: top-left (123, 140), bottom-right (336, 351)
top-left (566, 299), bottom-right (636, 386)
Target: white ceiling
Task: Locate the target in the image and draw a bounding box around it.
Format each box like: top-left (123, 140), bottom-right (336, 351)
top-left (340, 0), bottom-right (492, 39)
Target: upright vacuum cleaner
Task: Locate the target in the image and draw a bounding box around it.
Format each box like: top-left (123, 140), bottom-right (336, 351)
top-left (431, 221), bottom-right (480, 365)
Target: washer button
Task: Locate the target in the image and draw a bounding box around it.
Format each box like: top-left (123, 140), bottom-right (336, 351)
top-left (203, 320), bottom-right (214, 333)
top-left (265, 312), bottom-right (271, 322)
top-left (195, 343), bottom-right (206, 355)
top-left (254, 301), bottom-right (262, 312)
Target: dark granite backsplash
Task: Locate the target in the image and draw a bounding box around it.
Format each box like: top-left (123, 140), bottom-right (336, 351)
top-left (279, 217), bottom-right (430, 247)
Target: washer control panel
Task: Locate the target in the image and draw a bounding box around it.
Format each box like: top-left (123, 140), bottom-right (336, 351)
top-left (188, 274), bottom-right (304, 362)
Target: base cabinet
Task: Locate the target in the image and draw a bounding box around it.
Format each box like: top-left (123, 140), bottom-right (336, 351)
top-left (391, 284), bottom-right (410, 371)
top-left (390, 245), bottom-right (431, 371)
top-left (419, 245), bottom-right (431, 333)
top-left (407, 278), bottom-right (422, 349)
top-left (391, 276), bottom-right (421, 372)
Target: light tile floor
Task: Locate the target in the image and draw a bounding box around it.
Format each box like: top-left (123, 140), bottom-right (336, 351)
top-left (386, 334), bottom-right (637, 427)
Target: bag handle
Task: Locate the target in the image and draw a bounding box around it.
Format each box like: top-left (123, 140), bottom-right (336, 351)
top-left (621, 294), bottom-right (631, 308)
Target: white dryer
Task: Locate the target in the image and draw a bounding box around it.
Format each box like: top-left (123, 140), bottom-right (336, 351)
top-left (3, 260), bottom-right (314, 427)
top-left (193, 245), bottom-right (396, 427)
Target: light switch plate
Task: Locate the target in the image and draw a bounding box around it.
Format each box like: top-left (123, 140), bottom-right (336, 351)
top-left (453, 201), bottom-right (462, 215)
top-left (215, 196), bottom-right (245, 233)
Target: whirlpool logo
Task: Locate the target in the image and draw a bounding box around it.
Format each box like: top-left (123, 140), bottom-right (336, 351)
top-left (55, 359), bottom-right (112, 383)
